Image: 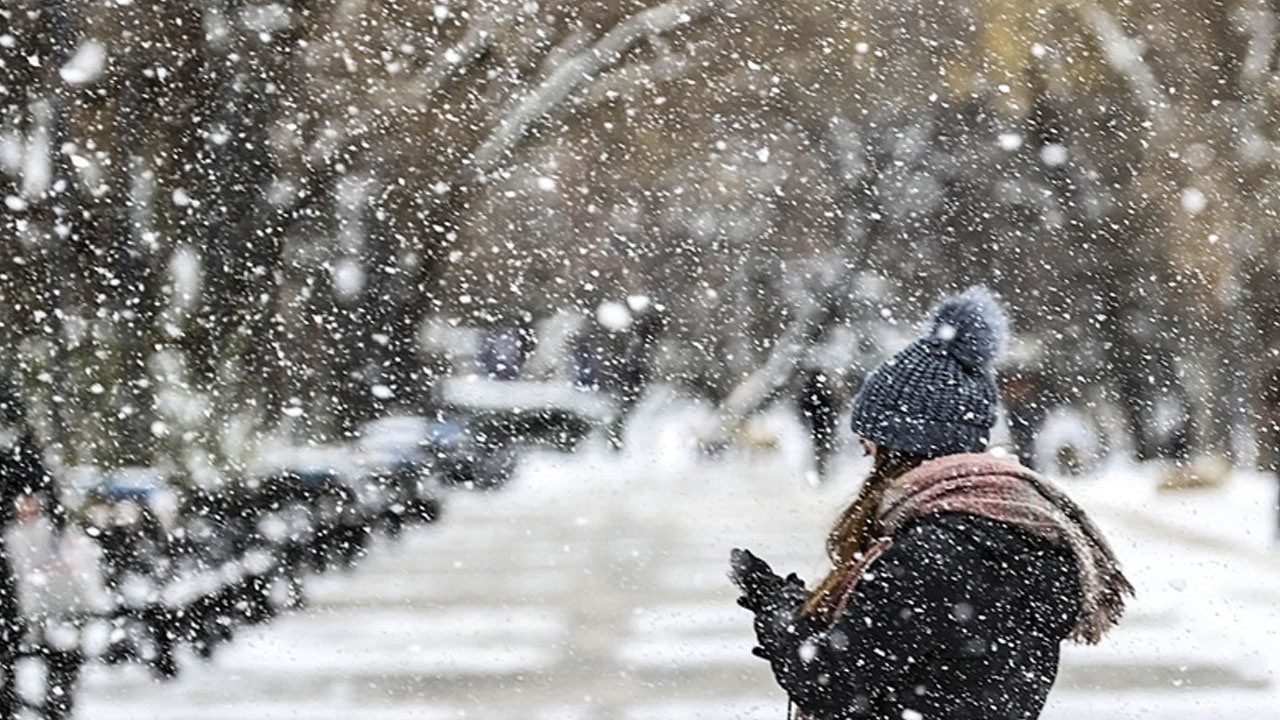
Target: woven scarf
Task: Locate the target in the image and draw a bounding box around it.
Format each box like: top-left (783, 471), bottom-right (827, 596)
top-left (860, 453), bottom-right (1132, 643)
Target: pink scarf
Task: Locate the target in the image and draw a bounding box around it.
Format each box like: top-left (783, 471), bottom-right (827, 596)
top-left (845, 453), bottom-right (1132, 644)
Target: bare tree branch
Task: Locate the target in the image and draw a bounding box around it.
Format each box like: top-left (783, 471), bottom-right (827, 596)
top-left (1074, 2), bottom-right (1172, 138)
top-left (1234, 1), bottom-right (1279, 90)
top-left (465, 0), bottom-right (721, 180)
top-left (698, 269), bottom-right (846, 452)
top-left (580, 40), bottom-right (696, 106)
top-left (405, 5), bottom-right (515, 101)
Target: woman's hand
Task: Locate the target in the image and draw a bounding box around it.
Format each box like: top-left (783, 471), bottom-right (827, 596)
top-left (730, 548), bottom-right (807, 611)
top-left (729, 548), bottom-right (776, 601)
top-left (730, 548), bottom-right (809, 662)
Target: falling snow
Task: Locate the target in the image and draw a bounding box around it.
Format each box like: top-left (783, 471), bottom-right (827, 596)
top-left (2, 1), bottom-right (1280, 719)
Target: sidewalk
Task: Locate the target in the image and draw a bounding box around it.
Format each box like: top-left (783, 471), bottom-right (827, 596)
top-left (75, 407), bottom-right (1280, 719)
top-left (1044, 466), bottom-right (1280, 719)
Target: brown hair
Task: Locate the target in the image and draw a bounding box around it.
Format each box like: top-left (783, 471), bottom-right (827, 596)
top-left (803, 445), bottom-right (926, 620)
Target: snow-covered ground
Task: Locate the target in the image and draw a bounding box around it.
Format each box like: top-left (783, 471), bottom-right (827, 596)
top-left (76, 395), bottom-right (1280, 719)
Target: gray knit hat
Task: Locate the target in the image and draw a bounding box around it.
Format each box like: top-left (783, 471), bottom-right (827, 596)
top-left (850, 287), bottom-right (1009, 458)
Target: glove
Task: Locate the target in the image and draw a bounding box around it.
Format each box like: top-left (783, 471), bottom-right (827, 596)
top-left (728, 548), bottom-right (782, 607)
top-left (730, 548), bottom-right (808, 611)
top-left (731, 548), bottom-right (811, 662)
top-left (751, 574), bottom-right (814, 663)
top-left (735, 572), bottom-right (807, 610)
top-left (779, 571), bottom-right (808, 606)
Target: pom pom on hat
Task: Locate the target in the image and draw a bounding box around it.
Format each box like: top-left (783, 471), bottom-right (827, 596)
top-left (926, 286), bottom-right (1009, 373)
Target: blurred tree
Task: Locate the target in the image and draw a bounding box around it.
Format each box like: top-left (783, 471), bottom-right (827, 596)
top-left (3, 0), bottom-right (1280, 468)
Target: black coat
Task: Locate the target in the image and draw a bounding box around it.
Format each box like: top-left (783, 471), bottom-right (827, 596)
top-left (753, 512), bottom-right (1081, 720)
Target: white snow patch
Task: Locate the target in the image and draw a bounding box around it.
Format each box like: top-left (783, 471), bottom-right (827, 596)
top-left (59, 40), bottom-right (107, 85)
top-left (616, 634), bottom-right (756, 669)
top-left (240, 3), bottom-right (293, 33)
top-left (168, 245), bottom-right (201, 310)
top-left (0, 134), bottom-right (21, 175)
top-left (629, 602), bottom-right (744, 634)
top-left (1040, 143), bottom-right (1069, 167)
top-left (1180, 187), bottom-right (1207, 215)
top-left (625, 698), bottom-right (779, 720)
top-left (332, 257), bottom-right (365, 299)
top-left (21, 105), bottom-right (51, 196)
top-left (997, 132), bottom-right (1024, 152)
top-left (596, 300), bottom-right (632, 331)
top-left (626, 294), bottom-right (652, 313)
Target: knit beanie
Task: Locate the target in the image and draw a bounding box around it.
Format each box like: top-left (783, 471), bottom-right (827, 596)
top-left (850, 287), bottom-right (1009, 458)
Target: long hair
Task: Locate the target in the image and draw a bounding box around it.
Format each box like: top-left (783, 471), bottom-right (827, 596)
top-left (803, 445), bottom-right (926, 620)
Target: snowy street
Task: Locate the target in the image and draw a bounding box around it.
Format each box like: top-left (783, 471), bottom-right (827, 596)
top-left (74, 407), bottom-right (1280, 720)
top-left (10, 3), bottom-right (1280, 719)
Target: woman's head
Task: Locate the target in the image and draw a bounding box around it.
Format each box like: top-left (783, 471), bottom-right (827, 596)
top-left (849, 287), bottom-right (1009, 459)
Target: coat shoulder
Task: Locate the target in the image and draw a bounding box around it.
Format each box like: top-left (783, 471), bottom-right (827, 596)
top-left (901, 510), bottom-right (1073, 565)
top-left (900, 511), bottom-right (1082, 634)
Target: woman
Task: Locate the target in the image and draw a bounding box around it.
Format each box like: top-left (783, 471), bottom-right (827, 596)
top-left (730, 288), bottom-right (1132, 720)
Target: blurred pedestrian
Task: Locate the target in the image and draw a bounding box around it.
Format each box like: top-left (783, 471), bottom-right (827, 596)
top-left (0, 388), bottom-right (54, 720)
top-left (796, 368), bottom-right (839, 482)
top-left (730, 288), bottom-right (1132, 720)
top-left (1001, 365), bottom-right (1051, 471)
top-left (6, 491), bottom-right (104, 720)
top-left (606, 297), bottom-right (665, 451)
top-left (573, 298), bottom-right (665, 451)
top-left (1116, 345), bottom-right (1193, 462)
top-left (478, 326), bottom-right (531, 381)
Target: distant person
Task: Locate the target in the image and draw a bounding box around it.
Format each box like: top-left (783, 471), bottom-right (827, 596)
top-left (574, 299), bottom-right (664, 450)
top-left (796, 368), bottom-right (839, 482)
top-left (1117, 346), bottom-right (1193, 462)
top-left (573, 301), bottom-right (627, 394)
top-left (606, 297), bottom-right (665, 450)
top-left (0, 404), bottom-right (54, 720)
top-left (730, 288), bottom-right (1132, 720)
top-left (1001, 366), bottom-right (1051, 470)
top-left (6, 490), bottom-right (103, 720)
top-left (571, 333), bottom-right (607, 392)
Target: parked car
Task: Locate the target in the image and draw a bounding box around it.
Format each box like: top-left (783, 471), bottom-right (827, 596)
top-left (79, 468), bottom-right (177, 592)
top-left (420, 417), bottom-right (515, 490)
top-left (357, 416), bottom-right (444, 523)
top-left (435, 377), bottom-right (614, 453)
